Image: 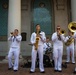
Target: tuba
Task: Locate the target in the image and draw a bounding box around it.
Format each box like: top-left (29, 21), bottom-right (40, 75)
top-left (65, 37), bottom-right (74, 46)
top-left (65, 22), bottom-right (76, 46)
top-left (34, 31), bottom-right (40, 50)
top-left (68, 22), bottom-right (76, 32)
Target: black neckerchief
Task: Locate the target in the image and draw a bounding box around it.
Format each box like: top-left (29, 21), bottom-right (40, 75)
top-left (35, 31), bottom-right (41, 34)
top-left (46, 42), bottom-right (49, 47)
top-left (68, 35), bottom-right (72, 39)
top-left (13, 35), bottom-right (18, 42)
top-left (57, 35), bottom-right (61, 40)
top-left (13, 36), bottom-right (16, 42)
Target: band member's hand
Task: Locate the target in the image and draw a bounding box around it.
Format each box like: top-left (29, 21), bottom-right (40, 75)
top-left (36, 34), bottom-right (41, 38)
top-left (70, 32), bottom-right (73, 36)
top-left (57, 31), bottom-right (61, 36)
top-left (13, 32), bottom-right (17, 37)
top-left (33, 43), bottom-right (36, 46)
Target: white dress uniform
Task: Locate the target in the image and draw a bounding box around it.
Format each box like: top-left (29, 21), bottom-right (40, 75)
top-left (52, 32), bottom-right (65, 71)
top-left (72, 32), bottom-right (76, 71)
top-left (30, 31), bottom-right (46, 72)
top-left (65, 36), bottom-right (75, 63)
top-left (8, 35), bottom-right (22, 70)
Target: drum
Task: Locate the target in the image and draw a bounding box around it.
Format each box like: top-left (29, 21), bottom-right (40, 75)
top-left (36, 54), bottom-right (53, 67)
top-left (43, 55), bottom-right (50, 67)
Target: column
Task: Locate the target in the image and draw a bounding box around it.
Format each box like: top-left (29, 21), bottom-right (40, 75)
top-left (71, 0), bottom-right (76, 70)
top-left (71, 0), bottom-right (76, 53)
top-left (2, 0), bottom-right (23, 63)
top-left (71, 0), bottom-right (76, 21)
top-left (71, 0), bottom-right (76, 52)
top-left (8, 0), bottom-right (21, 36)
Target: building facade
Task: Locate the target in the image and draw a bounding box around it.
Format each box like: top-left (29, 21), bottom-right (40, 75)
top-left (0, 0), bottom-right (76, 56)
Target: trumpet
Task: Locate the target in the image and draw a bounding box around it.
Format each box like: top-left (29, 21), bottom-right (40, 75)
top-left (10, 32), bottom-right (13, 34)
top-left (60, 30), bottom-right (65, 34)
top-left (57, 30), bottom-right (65, 35)
top-left (57, 29), bottom-right (65, 40)
top-left (10, 32), bottom-right (16, 36)
top-left (10, 32), bottom-right (14, 36)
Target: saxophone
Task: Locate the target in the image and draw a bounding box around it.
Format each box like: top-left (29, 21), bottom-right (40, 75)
top-left (34, 31), bottom-right (40, 50)
top-left (65, 36), bottom-right (74, 46)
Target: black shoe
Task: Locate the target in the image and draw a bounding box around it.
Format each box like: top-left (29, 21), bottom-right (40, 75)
top-left (58, 70), bottom-right (62, 72)
top-left (8, 68), bottom-right (12, 70)
top-left (14, 70), bottom-right (18, 72)
top-left (54, 70), bottom-right (58, 72)
top-left (73, 70), bottom-right (76, 74)
top-left (72, 63), bottom-right (75, 64)
top-left (40, 71), bottom-right (45, 73)
top-left (30, 71), bottom-right (34, 73)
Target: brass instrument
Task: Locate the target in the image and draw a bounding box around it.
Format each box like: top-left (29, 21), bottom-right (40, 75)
top-left (10, 32), bottom-right (14, 36)
top-left (65, 22), bottom-right (76, 46)
top-left (68, 22), bottom-right (76, 32)
top-left (57, 30), bottom-right (65, 40)
top-left (34, 31), bottom-right (40, 50)
top-left (65, 37), bottom-right (74, 46)
top-left (10, 32), bottom-right (13, 35)
top-left (60, 30), bottom-right (65, 34)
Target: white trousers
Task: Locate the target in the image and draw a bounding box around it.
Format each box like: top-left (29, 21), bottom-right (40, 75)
top-left (53, 46), bottom-right (63, 71)
top-left (66, 45), bottom-right (75, 63)
top-left (8, 47), bottom-right (20, 70)
top-left (30, 45), bottom-right (44, 72)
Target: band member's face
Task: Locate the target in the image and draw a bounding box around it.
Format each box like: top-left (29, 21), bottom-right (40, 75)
top-left (57, 27), bottom-right (61, 32)
top-left (46, 39), bottom-right (49, 42)
top-left (68, 32), bottom-right (71, 35)
top-left (69, 31), bottom-right (73, 36)
top-left (14, 29), bottom-right (19, 35)
top-left (36, 25), bottom-right (40, 30)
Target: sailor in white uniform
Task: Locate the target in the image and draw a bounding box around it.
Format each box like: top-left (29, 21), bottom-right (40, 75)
top-left (8, 29), bottom-right (22, 72)
top-left (30, 24), bottom-right (46, 73)
top-left (52, 26), bottom-right (65, 72)
top-left (65, 31), bottom-right (75, 64)
top-left (72, 31), bottom-right (76, 73)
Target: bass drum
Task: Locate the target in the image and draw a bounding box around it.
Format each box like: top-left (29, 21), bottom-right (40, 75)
top-left (43, 55), bottom-right (54, 67)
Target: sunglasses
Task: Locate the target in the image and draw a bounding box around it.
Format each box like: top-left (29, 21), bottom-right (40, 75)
top-left (57, 28), bottom-right (60, 30)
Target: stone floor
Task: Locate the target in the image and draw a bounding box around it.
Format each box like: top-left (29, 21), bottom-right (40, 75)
top-left (0, 62), bottom-right (75, 75)
top-left (0, 56), bottom-right (76, 75)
